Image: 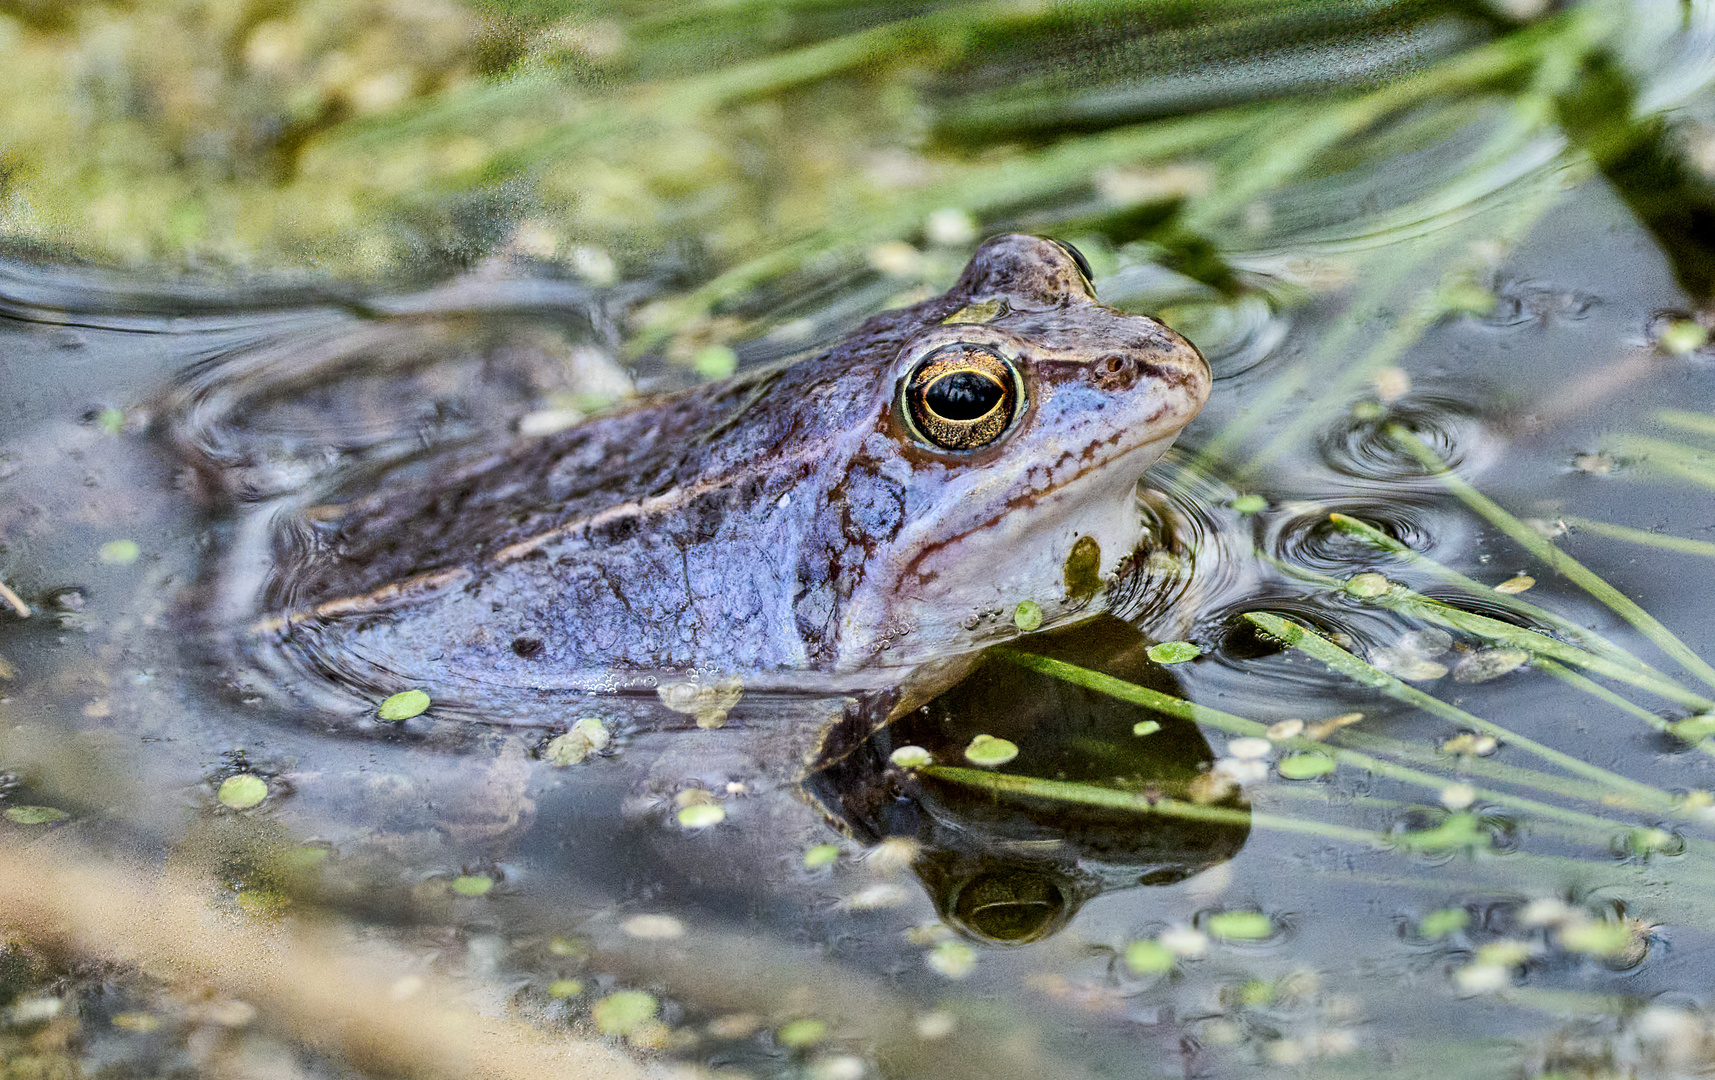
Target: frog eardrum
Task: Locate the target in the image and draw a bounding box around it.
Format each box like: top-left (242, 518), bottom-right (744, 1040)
top-left (900, 342), bottom-right (1026, 451)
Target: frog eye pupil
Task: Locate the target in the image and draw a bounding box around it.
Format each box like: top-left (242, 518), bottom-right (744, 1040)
top-left (925, 370), bottom-right (1004, 421)
top-left (900, 343), bottom-right (1024, 452)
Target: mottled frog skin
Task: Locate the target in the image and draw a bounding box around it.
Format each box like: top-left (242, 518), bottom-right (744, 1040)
top-left (249, 235), bottom-right (1209, 703)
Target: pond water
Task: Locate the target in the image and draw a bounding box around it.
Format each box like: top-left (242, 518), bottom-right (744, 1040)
top-left (6, 5), bottom-right (1715, 1080)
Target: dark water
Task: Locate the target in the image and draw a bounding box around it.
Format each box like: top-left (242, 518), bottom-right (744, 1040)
top-left (8, 23), bottom-right (1715, 1080)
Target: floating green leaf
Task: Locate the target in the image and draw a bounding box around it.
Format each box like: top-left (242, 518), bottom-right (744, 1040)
top-left (546, 979), bottom-right (585, 999)
top-left (1146, 641), bottom-right (1201, 664)
top-left (450, 874), bottom-right (493, 896)
top-left (677, 803), bottom-right (726, 828)
top-left (777, 1018), bottom-right (827, 1048)
top-left (592, 991), bottom-right (658, 1036)
top-left (1277, 753), bottom-right (1336, 780)
top-left (217, 774), bottom-right (268, 809)
top-left (98, 539), bottom-right (140, 565)
top-left (1013, 600), bottom-right (1043, 631)
top-left (963, 734), bottom-right (1018, 767)
top-left (378, 690), bottom-right (431, 721)
top-left (889, 745), bottom-right (933, 768)
top-left (1417, 907), bottom-right (1471, 938)
top-left (1124, 940), bottom-right (1175, 975)
top-left (1206, 911), bottom-right (1274, 941)
top-left (1231, 494), bottom-right (1267, 514)
top-left (4, 805), bottom-right (68, 825)
top-left (803, 844), bottom-right (840, 869)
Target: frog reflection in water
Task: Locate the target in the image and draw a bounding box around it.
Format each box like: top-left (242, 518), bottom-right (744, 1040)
top-left (237, 235), bottom-right (1210, 708)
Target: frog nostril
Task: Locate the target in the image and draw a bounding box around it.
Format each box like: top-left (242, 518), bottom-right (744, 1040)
top-left (1092, 354), bottom-right (1137, 390)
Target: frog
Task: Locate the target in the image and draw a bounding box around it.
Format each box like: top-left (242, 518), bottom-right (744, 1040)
top-left (190, 234), bottom-right (1208, 718)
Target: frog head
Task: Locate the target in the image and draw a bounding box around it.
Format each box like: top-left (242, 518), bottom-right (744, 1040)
top-left (824, 234), bottom-right (1210, 674)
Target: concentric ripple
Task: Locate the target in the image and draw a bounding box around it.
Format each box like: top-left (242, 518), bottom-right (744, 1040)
top-left (1262, 498), bottom-right (1445, 574)
top-left (1316, 392), bottom-right (1500, 481)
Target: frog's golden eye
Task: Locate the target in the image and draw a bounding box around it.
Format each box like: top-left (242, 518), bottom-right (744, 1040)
top-left (901, 344), bottom-right (1024, 452)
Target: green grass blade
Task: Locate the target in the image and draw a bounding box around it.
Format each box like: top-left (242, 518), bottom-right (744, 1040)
top-left (1566, 516), bottom-right (1715, 559)
top-left (1242, 612), bottom-right (1675, 809)
top-left (1389, 425), bottom-right (1715, 693)
top-left (1659, 408), bottom-right (1715, 438)
top-left (919, 765), bottom-right (1382, 846)
top-left (1000, 649), bottom-right (1672, 828)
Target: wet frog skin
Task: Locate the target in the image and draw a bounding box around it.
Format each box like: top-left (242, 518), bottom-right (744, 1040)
top-left (243, 235), bottom-right (1209, 704)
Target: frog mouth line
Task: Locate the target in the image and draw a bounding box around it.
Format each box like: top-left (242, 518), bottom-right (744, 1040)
top-left (896, 421), bottom-right (1191, 590)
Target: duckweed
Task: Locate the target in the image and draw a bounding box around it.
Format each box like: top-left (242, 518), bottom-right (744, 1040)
top-left (693, 345), bottom-right (738, 379)
top-left (1132, 720), bottom-right (1162, 737)
top-left (377, 690), bottom-right (430, 721)
top-left (450, 874), bottom-right (493, 896)
top-left (676, 803), bottom-right (726, 829)
top-left (592, 990), bottom-right (658, 1036)
top-left (888, 745), bottom-right (932, 768)
top-left (1124, 939), bottom-right (1175, 975)
top-left (777, 1018), bottom-right (827, 1048)
top-left (1395, 812), bottom-right (1486, 852)
top-left (217, 774), bottom-right (269, 809)
top-left (926, 940), bottom-right (976, 978)
top-left (546, 979), bottom-right (585, 999)
top-left (1417, 907), bottom-right (1471, 938)
top-left (1206, 911), bottom-right (1274, 941)
top-left (97, 540), bottom-right (140, 565)
top-left (3, 805), bottom-right (68, 824)
top-left (1012, 600), bottom-right (1043, 631)
top-left (1558, 920), bottom-right (1635, 956)
top-left (1277, 753), bottom-right (1336, 780)
top-left (1344, 572), bottom-right (1392, 599)
top-left (963, 734), bottom-right (1018, 767)
top-left (1659, 319), bottom-right (1709, 354)
top-left (803, 844), bottom-right (840, 869)
top-left (545, 717), bottom-right (612, 765)
top-left (1146, 641), bottom-right (1201, 664)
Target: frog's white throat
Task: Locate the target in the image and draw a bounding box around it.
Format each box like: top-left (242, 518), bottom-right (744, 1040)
top-left (835, 433), bottom-right (1176, 674)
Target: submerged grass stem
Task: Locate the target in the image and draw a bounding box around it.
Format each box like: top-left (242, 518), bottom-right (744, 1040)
top-left (1388, 426), bottom-right (1715, 694)
top-left (1242, 612), bottom-right (1675, 810)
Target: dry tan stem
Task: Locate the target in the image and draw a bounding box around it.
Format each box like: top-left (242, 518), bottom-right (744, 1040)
top-left (0, 578), bottom-right (29, 618)
top-left (0, 838), bottom-right (646, 1080)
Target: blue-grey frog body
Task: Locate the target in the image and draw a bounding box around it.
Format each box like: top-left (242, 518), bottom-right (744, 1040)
top-left (243, 235), bottom-right (1209, 707)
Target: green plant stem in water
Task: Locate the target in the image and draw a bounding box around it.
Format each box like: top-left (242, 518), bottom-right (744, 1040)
top-left (919, 765), bottom-right (1380, 846)
top-left (1565, 516), bottom-right (1715, 559)
top-left (1388, 425), bottom-right (1715, 693)
top-left (1242, 612), bottom-right (1675, 810)
top-left (1256, 537), bottom-right (1711, 712)
top-left (1331, 729), bottom-right (1661, 811)
top-left (1606, 433), bottom-right (1715, 489)
top-left (1000, 649), bottom-right (1669, 829)
top-left (1534, 659), bottom-right (1715, 763)
top-left (1327, 513), bottom-right (1644, 667)
top-left (1659, 408), bottom-right (1715, 438)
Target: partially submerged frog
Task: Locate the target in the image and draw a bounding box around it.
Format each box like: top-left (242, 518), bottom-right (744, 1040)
top-left (223, 235), bottom-right (1208, 710)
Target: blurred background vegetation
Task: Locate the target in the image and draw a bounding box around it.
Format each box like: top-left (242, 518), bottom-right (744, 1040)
top-left (0, 0), bottom-right (1708, 354)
